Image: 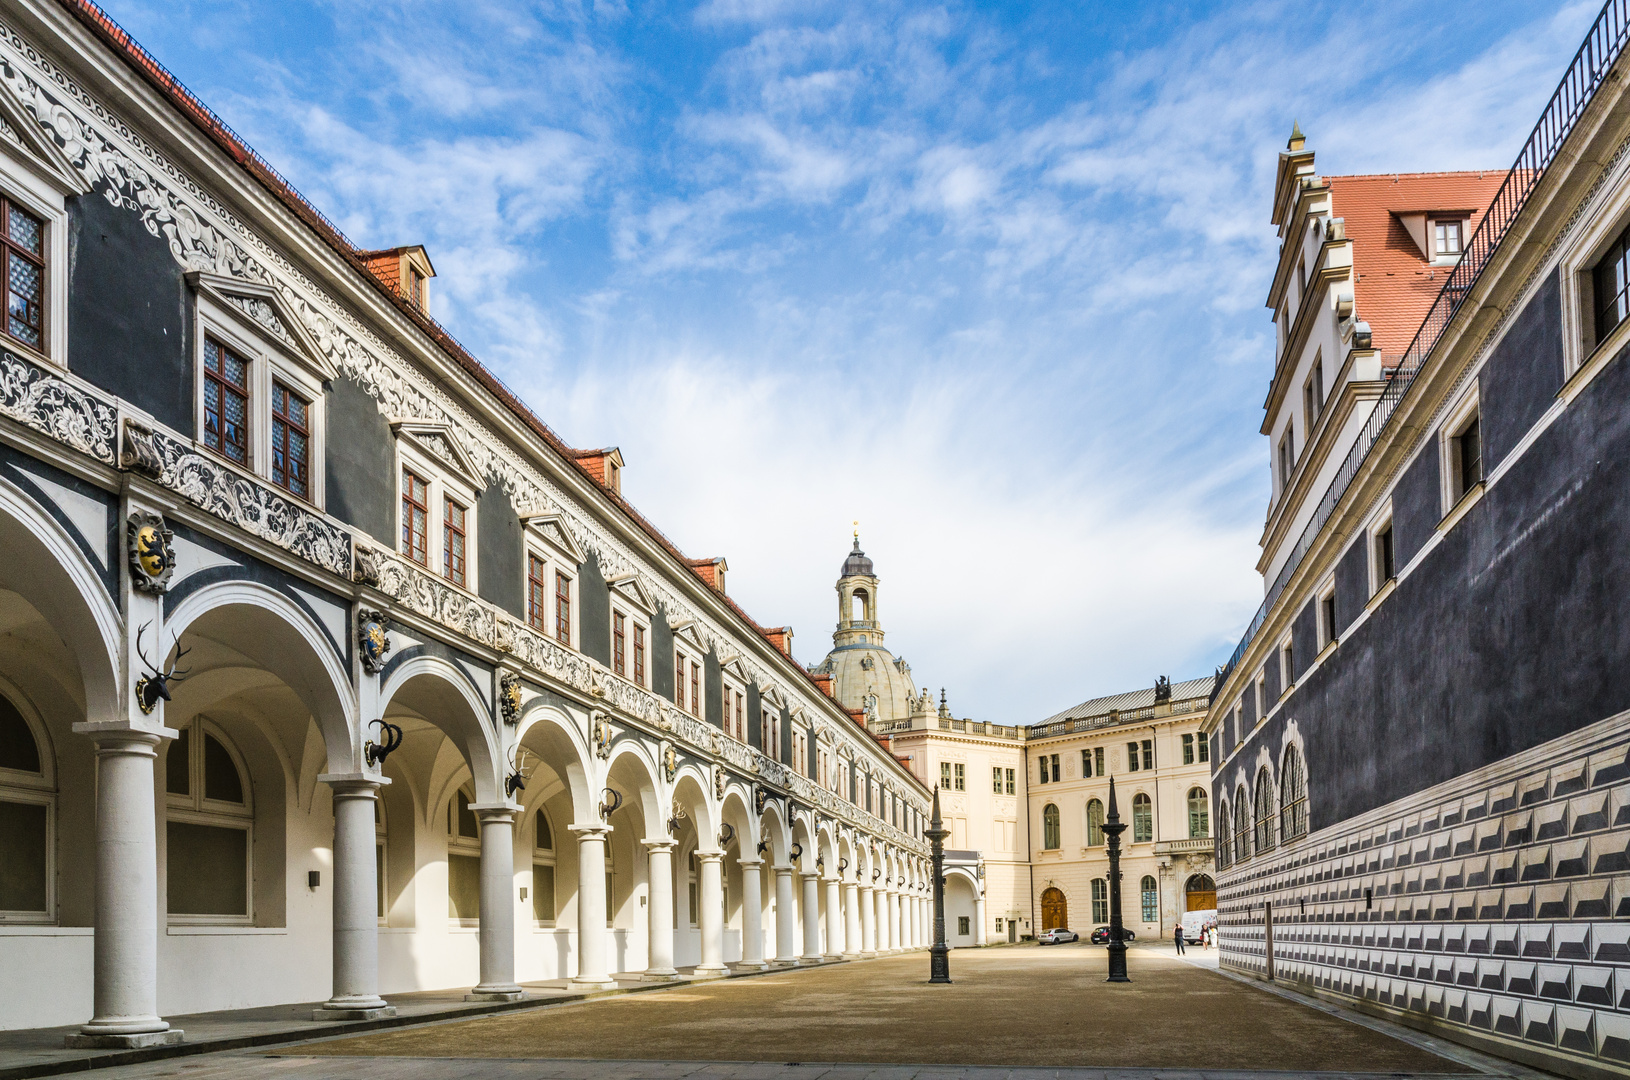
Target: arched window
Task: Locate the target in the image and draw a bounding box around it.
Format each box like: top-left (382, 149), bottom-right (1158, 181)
top-left (532, 808), bottom-right (556, 924)
top-left (1188, 788), bottom-right (1209, 839)
top-left (447, 787), bottom-right (480, 923)
top-left (166, 720), bottom-right (253, 922)
top-left (0, 688), bottom-right (51, 920)
top-left (1233, 789), bottom-right (1251, 862)
top-left (1042, 803), bottom-right (1060, 850)
top-left (1140, 875), bottom-right (1158, 923)
top-left (1185, 874), bottom-right (1216, 911)
top-left (1090, 878), bottom-right (1108, 924)
top-left (1253, 767), bottom-right (1277, 854)
top-left (1132, 792), bottom-right (1152, 843)
top-left (1215, 797), bottom-right (1231, 869)
top-left (1085, 799), bottom-right (1104, 846)
top-left (851, 589), bottom-right (868, 622)
top-left (1280, 745), bottom-right (1308, 842)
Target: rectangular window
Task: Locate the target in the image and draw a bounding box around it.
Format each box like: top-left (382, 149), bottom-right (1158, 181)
top-left (1278, 426), bottom-right (1295, 492)
top-left (633, 624), bottom-right (646, 686)
top-left (612, 612), bottom-right (626, 677)
top-left (1094, 747), bottom-right (1104, 776)
top-left (1376, 523), bottom-right (1396, 585)
top-left (554, 572), bottom-right (572, 646)
top-left (269, 382), bottom-right (310, 498)
top-left (1321, 592), bottom-right (1337, 647)
top-left (941, 762), bottom-right (952, 789)
top-left (1595, 222), bottom-right (1630, 342)
top-left (401, 469), bottom-right (428, 565)
top-left (1050, 754), bottom-right (1060, 783)
top-left (1282, 641), bottom-right (1294, 690)
top-left (675, 651), bottom-right (685, 710)
top-left (527, 555), bottom-right (547, 631)
top-left (1, 198), bottom-right (43, 350)
top-left (1037, 757), bottom-right (1048, 785)
top-left (993, 766), bottom-right (1003, 794)
top-left (1005, 768), bottom-right (1015, 795)
top-left (1435, 219), bottom-right (1462, 257)
top-left (954, 762), bottom-right (965, 791)
top-left (204, 337), bottom-right (250, 465)
top-left (689, 662), bottom-right (699, 717)
top-left (957, 916), bottom-right (970, 936)
top-left (532, 864), bottom-right (555, 922)
top-left (1141, 740), bottom-right (1153, 771)
top-left (443, 498), bottom-right (467, 587)
top-left (1182, 734), bottom-right (1195, 765)
top-left (1198, 735), bottom-right (1209, 763)
top-left (1128, 742), bottom-right (1140, 772)
top-left (1454, 413), bottom-right (1483, 501)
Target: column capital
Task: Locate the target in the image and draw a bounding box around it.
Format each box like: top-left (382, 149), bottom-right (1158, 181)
top-left (737, 857), bottom-right (764, 868)
top-left (73, 722), bottom-right (175, 750)
top-left (771, 862), bottom-right (796, 874)
top-left (642, 839), bottom-right (678, 853)
top-left (569, 823), bottom-right (611, 839)
top-left (319, 773), bottom-right (389, 797)
top-left (694, 849), bottom-right (723, 864)
top-left (470, 804), bottom-right (518, 824)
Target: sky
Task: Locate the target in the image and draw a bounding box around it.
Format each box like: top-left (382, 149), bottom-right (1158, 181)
top-left (101, 0), bottom-right (1598, 722)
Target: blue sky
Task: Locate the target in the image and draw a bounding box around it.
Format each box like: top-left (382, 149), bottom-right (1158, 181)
top-left (104, 0), bottom-right (1596, 721)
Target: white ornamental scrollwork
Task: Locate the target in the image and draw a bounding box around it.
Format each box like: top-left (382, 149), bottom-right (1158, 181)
top-left (0, 350), bottom-right (117, 464)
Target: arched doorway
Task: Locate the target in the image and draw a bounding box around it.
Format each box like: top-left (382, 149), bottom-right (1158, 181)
top-left (1186, 873), bottom-right (1217, 911)
top-left (1040, 886), bottom-right (1067, 931)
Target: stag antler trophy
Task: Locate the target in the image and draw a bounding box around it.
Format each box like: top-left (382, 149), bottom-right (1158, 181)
top-left (134, 623), bottom-right (191, 714)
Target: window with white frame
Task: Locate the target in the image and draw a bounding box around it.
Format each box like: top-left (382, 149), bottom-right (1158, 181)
top-left (395, 433), bottom-right (480, 591)
top-left (1318, 583), bottom-right (1337, 649)
top-left (723, 679), bottom-right (747, 742)
top-left (447, 787), bottom-right (481, 924)
top-left (1277, 423), bottom-right (1295, 495)
top-left (0, 686), bottom-right (52, 922)
top-left (165, 719), bottom-right (253, 923)
top-left (1433, 219), bottom-right (1463, 260)
top-left (532, 808), bottom-right (556, 924)
top-left (1370, 508), bottom-right (1396, 593)
top-left (1304, 352), bottom-right (1325, 429)
top-left (0, 122), bottom-right (85, 366)
top-left (1443, 395), bottom-right (1484, 509)
top-left (674, 647), bottom-right (699, 716)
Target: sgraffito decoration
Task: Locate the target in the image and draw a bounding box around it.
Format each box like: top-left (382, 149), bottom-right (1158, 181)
top-left (357, 609), bottom-right (391, 675)
top-left (126, 511), bottom-right (174, 593)
top-left (0, 350), bottom-right (117, 464)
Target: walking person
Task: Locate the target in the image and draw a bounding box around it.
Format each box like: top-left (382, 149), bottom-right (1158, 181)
top-left (1174, 922), bottom-right (1185, 955)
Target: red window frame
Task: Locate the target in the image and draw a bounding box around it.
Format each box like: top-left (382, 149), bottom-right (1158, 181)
top-left (554, 571), bottom-right (571, 646)
top-left (612, 611), bottom-right (626, 677)
top-left (689, 661), bottom-right (699, 718)
top-left (633, 625), bottom-right (646, 687)
top-left (270, 381), bottom-right (310, 498)
top-left (443, 497), bottom-right (467, 587)
top-left (204, 336), bottom-right (250, 465)
top-left (1, 198), bottom-right (45, 351)
top-left (675, 650), bottom-right (685, 709)
top-left (527, 555), bottom-right (547, 631)
top-left (401, 469), bottom-right (429, 566)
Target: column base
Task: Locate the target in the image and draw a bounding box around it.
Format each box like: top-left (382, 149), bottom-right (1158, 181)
top-left (822, 953), bottom-right (844, 962)
top-left (770, 958), bottom-right (799, 968)
top-left (66, 1029), bottom-right (184, 1050)
top-left (642, 969), bottom-right (680, 981)
top-left (312, 1005), bottom-right (396, 1022)
top-left (733, 960), bottom-right (769, 971)
top-left (571, 978), bottom-right (619, 991)
top-left (465, 988), bottom-right (526, 1002)
top-left (798, 955), bottom-right (824, 965)
top-left (860, 950), bottom-right (878, 959)
top-left (691, 964), bottom-right (729, 976)
top-left (841, 951), bottom-right (860, 960)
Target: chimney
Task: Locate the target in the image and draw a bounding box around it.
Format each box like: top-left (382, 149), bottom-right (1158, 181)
top-left (571, 447), bottom-right (624, 495)
top-left (762, 626), bottom-right (794, 657)
top-left (687, 557), bottom-right (727, 594)
top-left (359, 245), bottom-right (435, 313)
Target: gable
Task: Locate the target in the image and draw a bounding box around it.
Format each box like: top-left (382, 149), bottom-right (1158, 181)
top-left (188, 271), bottom-right (335, 381)
top-left (393, 421), bottom-right (485, 490)
top-left (522, 513), bottom-right (584, 564)
top-left (605, 572), bottom-right (655, 614)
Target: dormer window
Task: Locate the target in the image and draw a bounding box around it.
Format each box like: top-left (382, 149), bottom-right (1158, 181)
top-left (1434, 220), bottom-right (1462, 258)
top-left (408, 265), bottom-right (426, 308)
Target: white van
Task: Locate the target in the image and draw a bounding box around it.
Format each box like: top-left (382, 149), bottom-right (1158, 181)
top-left (1181, 909), bottom-right (1216, 944)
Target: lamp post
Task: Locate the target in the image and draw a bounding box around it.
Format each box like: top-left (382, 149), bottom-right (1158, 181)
top-left (1103, 776), bottom-right (1130, 983)
top-left (926, 785), bottom-right (951, 983)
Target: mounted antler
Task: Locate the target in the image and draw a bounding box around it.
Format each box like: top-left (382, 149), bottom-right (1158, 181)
top-left (505, 745), bottom-right (537, 798)
top-left (365, 719), bottom-right (404, 768)
top-left (134, 622), bottom-right (191, 715)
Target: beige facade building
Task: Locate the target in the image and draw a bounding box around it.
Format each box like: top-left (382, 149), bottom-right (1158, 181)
top-left (1025, 677), bottom-right (1217, 940)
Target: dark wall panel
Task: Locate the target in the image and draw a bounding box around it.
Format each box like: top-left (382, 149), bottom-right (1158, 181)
top-left (578, 553), bottom-right (610, 667)
top-left (704, 649), bottom-right (722, 729)
top-left (780, 704), bottom-right (794, 767)
top-left (1334, 537), bottom-right (1369, 635)
top-left (68, 191), bottom-right (190, 432)
top-left (1481, 269), bottom-right (1564, 472)
top-left (1261, 655), bottom-right (1280, 706)
top-left (1392, 440), bottom-right (1440, 569)
top-left (746, 684), bottom-right (763, 751)
top-left (1230, 340), bottom-right (1630, 832)
top-left (324, 377), bottom-right (394, 542)
top-left (1291, 599), bottom-right (1316, 681)
top-left (476, 485), bottom-right (523, 618)
top-left (652, 605), bottom-right (675, 703)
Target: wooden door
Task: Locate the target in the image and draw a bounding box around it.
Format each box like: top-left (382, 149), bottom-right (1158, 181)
top-left (1185, 874), bottom-right (1216, 911)
top-left (1041, 887), bottom-right (1067, 931)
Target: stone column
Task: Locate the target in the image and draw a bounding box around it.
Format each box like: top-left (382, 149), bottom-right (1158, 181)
top-left (887, 888), bottom-right (900, 952)
top-left (738, 859), bottom-right (767, 970)
top-left (873, 886), bottom-right (887, 953)
top-left (859, 884), bottom-right (876, 958)
top-left (694, 851), bottom-right (727, 975)
top-left (824, 875), bottom-right (843, 960)
top-left (68, 730), bottom-right (182, 1048)
top-left (842, 880), bottom-right (862, 959)
top-left (570, 824), bottom-right (617, 988)
top-left (975, 890), bottom-right (988, 946)
top-left (643, 840), bottom-right (678, 979)
top-left (773, 865), bottom-right (798, 965)
top-left (800, 872), bottom-right (822, 962)
top-left (468, 806), bottom-right (524, 1000)
top-left (313, 776), bottom-right (395, 1020)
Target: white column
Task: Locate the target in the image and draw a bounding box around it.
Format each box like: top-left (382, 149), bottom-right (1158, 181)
top-left (800, 872), bottom-right (822, 962)
top-left (469, 806), bottom-right (524, 1000)
top-left (843, 880), bottom-right (862, 958)
top-left (313, 776), bottom-right (395, 1020)
top-left (570, 824), bottom-right (617, 988)
top-left (824, 875), bottom-right (843, 959)
top-left (774, 865), bottom-right (798, 965)
top-left (643, 840), bottom-right (678, 979)
top-left (975, 890), bottom-right (988, 946)
top-left (873, 886), bottom-right (887, 953)
top-left (859, 884), bottom-right (876, 957)
top-left (738, 859), bottom-right (767, 970)
top-left (68, 730), bottom-right (181, 1048)
top-left (695, 851), bottom-right (727, 974)
top-left (887, 888), bottom-right (900, 952)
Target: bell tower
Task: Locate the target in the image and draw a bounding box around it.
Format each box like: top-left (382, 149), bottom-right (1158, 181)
top-left (834, 528), bottom-right (882, 649)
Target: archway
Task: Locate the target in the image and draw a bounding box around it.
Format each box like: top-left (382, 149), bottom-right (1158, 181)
top-left (1186, 873), bottom-right (1217, 911)
top-left (1040, 886), bottom-right (1067, 931)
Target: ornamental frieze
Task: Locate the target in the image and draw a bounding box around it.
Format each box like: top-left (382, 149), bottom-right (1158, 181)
top-left (0, 350), bottom-right (117, 465)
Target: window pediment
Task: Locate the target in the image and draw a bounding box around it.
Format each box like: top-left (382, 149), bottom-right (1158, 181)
top-left (605, 572), bottom-right (655, 615)
top-left (393, 421), bottom-right (484, 491)
top-left (0, 79), bottom-right (90, 198)
top-left (188, 272), bottom-right (335, 382)
top-left (720, 657), bottom-right (749, 684)
top-left (521, 513), bottom-right (584, 564)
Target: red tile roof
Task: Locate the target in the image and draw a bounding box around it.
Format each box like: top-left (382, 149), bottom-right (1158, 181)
top-left (1325, 171), bottom-right (1505, 360)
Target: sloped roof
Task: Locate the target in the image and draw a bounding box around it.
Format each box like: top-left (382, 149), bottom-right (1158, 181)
top-left (1326, 171), bottom-right (1506, 361)
top-left (1033, 675), bottom-right (1214, 728)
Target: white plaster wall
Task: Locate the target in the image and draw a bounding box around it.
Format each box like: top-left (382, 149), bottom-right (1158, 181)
top-left (0, 929), bottom-right (92, 1029)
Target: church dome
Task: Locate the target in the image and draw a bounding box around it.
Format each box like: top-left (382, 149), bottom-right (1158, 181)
top-left (841, 537), bottom-right (873, 578)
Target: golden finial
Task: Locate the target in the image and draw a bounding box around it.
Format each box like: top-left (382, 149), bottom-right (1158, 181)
top-left (853, 520), bottom-right (859, 539)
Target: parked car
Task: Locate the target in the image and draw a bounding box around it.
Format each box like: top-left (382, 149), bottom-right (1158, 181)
top-left (1090, 926), bottom-right (1137, 944)
top-left (1037, 928), bottom-right (1079, 944)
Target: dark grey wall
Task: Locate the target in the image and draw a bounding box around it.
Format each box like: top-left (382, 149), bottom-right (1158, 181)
top-left (746, 683), bottom-right (763, 751)
top-left (651, 604), bottom-right (675, 703)
top-left (704, 649), bottom-right (722, 729)
top-left (1231, 323), bottom-right (1630, 832)
top-left (1482, 269), bottom-right (1564, 472)
top-left (806, 723), bottom-right (818, 776)
top-left (1392, 438), bottom-right (1440, 569)
top-left (476, 485), bottom-right (523, 618)
top-left (578, 553), bottom-right (610, 666)
top-left (68, 190), bottom-right (190, 432)
top-left (780, 704), bottom-right (794, 768)
top-left (1334, 535), bottom-right (1369, 635)
top-left (1261, 651), bottom-right (1280, 704)
top-left (1291, 599), bottom-right (1316, 680)
top-left (324, 377), bottom-right (394, 542)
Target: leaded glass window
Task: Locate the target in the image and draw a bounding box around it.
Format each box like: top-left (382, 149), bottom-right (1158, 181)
top-left (401, 469), bottom-right (428, 565)
top-left (270, 382), bottom-right (309, 497)
top-left (1, 199), bottom-right (43, 350)
top-left (204, 338), bottom-right (249, 464)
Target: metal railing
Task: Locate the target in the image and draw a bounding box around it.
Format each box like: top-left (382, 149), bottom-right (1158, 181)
top-left (1217, 0), bottom-right (1630, 696)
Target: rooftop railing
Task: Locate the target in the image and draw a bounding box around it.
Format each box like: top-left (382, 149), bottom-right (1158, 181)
top-left (1217, 0), bottom-right (1630, 697)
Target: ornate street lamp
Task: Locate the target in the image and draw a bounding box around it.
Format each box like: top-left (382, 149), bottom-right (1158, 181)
top-left (1103, 776), bottom-right (1130, 983)
top-left (926, 785), bottom-right (951, 984)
